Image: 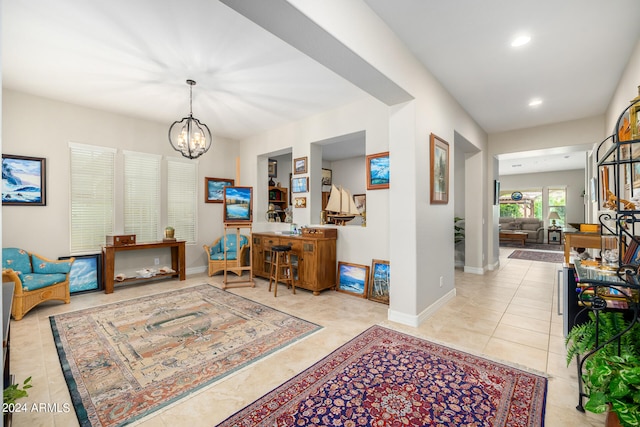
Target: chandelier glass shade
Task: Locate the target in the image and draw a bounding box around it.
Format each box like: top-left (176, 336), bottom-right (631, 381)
top-left (168, 79), bottom-right (212, 159)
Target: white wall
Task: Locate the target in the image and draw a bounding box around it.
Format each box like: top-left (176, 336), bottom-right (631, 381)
top-left (499, 169), bottom-right (587, 226)
top-left (606, 40), bottom-right (640, 132)
top-left (2, 89), bottom-right (239, 273)
top-left (237, 97), bottom-right (391, 268)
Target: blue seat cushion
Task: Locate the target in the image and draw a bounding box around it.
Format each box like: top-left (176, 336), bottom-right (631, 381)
top-left (210, 251), bottom-right (238, 261)
top-left (21, 273), bottom-right (68, 291)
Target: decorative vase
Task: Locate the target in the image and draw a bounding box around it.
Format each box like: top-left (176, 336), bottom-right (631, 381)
top-left (164, 228), bottom-right (175, 239)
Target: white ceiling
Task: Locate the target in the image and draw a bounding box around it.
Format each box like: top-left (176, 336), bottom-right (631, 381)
top-left (3, 0), bottom-right (640, 172)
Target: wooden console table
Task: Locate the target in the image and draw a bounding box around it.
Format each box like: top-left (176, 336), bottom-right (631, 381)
top-left (564, 232), bottom-right (601, 264)
top-left (102, 240), bottom-right (186, 294)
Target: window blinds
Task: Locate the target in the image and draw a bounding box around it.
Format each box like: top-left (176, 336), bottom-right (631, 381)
top-left (69, 142), bottom-right (116, 254)
top-left (167, 159), bottom-right (197, 244)
top-left (123, 151), bottom-right (161, 243)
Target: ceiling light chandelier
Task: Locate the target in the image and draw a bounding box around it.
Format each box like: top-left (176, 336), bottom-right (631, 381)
top-left (168, 79), bottom-right (212, 159)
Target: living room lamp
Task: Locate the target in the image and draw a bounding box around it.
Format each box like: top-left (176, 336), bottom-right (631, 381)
top-left (548, 211), bottom-right (561, 228)
top-left (168, 79), bottom-right (212, 159)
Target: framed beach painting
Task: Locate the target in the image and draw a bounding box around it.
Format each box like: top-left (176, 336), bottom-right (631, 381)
top-left (366, 152), bottom-right (389, 190)
top-left (2, 154), bottom-right (46, 206)
top-left (205, 177), bottom-right (234, 203)
top-left (59, 253), bottom-right (103, 294)
top-left (223, 186), bottom-right (253, 223)
top-left (337, 262), bottom-right (370, 298)
top-left (430, 133), bottom-right (449, 204)
top-left (368, 259), bottom-right (389, 304)
top-left (291, 177), bottom-right (308, 193)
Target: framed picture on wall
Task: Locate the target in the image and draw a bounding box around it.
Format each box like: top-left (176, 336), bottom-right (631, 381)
top-left (291, 177), bottom-right (308, 193)
top-left (430, 133), bottom-right (449, 204)
top-left (2, 154), bottom-right (46, 206)
top-left (268, 159), bottom-right (277, 178)
top-left (205, 177), bottom-right (234, 203)
top-left (223, 186), bottom-right (253, 223)
top-left (322, 168), bottom-right (332, 186)
top-left (294, 157), bottom-right (308, 174)
top-left (354, 194), bottom-right (366, 214)
top-left (294, 197), bottom-right (307, 208)
top-left (366, 152), bottom-right (389, 190)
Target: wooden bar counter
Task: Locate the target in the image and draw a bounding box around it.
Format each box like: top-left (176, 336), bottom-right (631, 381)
top-left (252, 229), bottom-right (337, 295)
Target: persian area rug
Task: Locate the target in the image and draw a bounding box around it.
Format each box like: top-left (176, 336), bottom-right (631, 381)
top-left (50, 284), bottom-right (321, 427)
top-left (508, 250), bottom-right (564, 263)
top-left (500, 241), bottom-right (563, 252)
top-left (217, 325), bottom-right (548, 427)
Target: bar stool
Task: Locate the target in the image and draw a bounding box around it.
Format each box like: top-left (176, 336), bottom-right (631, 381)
top-left (268, 245), bottom-right (295, 297)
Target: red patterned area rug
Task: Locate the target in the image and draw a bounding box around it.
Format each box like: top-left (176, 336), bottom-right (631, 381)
top-left (49, 284), bottom-right (321, 427)
top-left (508, 249), bottom-right (564, 263)
top-left (218, 325), bottom-right (547, 427)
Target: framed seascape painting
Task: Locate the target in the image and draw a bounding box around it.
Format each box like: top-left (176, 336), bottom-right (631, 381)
top-left (430, 133), bottom-right (449, 204)
top-left (223, 186), bottom-right (253, 223)
top-left (2, 154), bottom-right (46, 206)
top-left (294, 157), bottom-right (308, 174)
top-left (366, 152), bottom-right (389, 190)
top-left (291, 177), bottom-right (308, 193)
top-left (337, 262), bottom-right (370, 298)
top-left (368, 259), bottom-right (389, 304)
top-left (205, 177), bottom-right (234, 203)
top-left (59, 253), bottom-right (103, 294)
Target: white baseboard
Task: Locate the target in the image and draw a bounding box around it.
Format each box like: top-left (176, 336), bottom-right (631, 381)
top-left (463, 265), bottom-right (485, 274)
top-left (387, 288), bottom-right (456, 327)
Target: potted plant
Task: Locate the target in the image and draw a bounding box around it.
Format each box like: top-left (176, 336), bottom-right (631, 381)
top-left (566, 310), bottom-right (640, 426)
top-left (4, 376), bottom-right (32, 405)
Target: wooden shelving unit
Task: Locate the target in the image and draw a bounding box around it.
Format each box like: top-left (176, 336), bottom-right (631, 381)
top-left (268, 186), bottom-right (288, 222)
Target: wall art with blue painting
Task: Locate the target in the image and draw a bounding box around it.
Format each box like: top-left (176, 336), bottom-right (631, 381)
top-left (224, 186), bottom-right (253, 223)
top-left (59, 253), bottom-right (102, 293)
top-left (366, 152), bottom-right (389, 190)
top-left (2, 155), bottom-right (46, 205)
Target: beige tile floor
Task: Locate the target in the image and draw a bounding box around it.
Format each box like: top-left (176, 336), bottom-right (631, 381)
top-left (8, 248), bottom-right (605, 426)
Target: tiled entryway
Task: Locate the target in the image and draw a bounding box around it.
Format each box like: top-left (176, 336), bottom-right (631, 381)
top-left (8, 248), bottom-right (603, 426)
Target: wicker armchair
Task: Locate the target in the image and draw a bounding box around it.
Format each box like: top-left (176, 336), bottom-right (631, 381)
top-left (203, 234), bottom-right (249, 276)
top-left (2, 248), bottom-right (74, 320)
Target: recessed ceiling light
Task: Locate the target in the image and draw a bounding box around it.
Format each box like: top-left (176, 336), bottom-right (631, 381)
top-left (511, 35), bottom-right (531, 47)
top-left (529, 98), bottom-right (543, 107)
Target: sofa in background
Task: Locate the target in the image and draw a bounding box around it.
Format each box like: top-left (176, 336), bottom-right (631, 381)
top-left (499, 217), bottom-right (545, 243)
